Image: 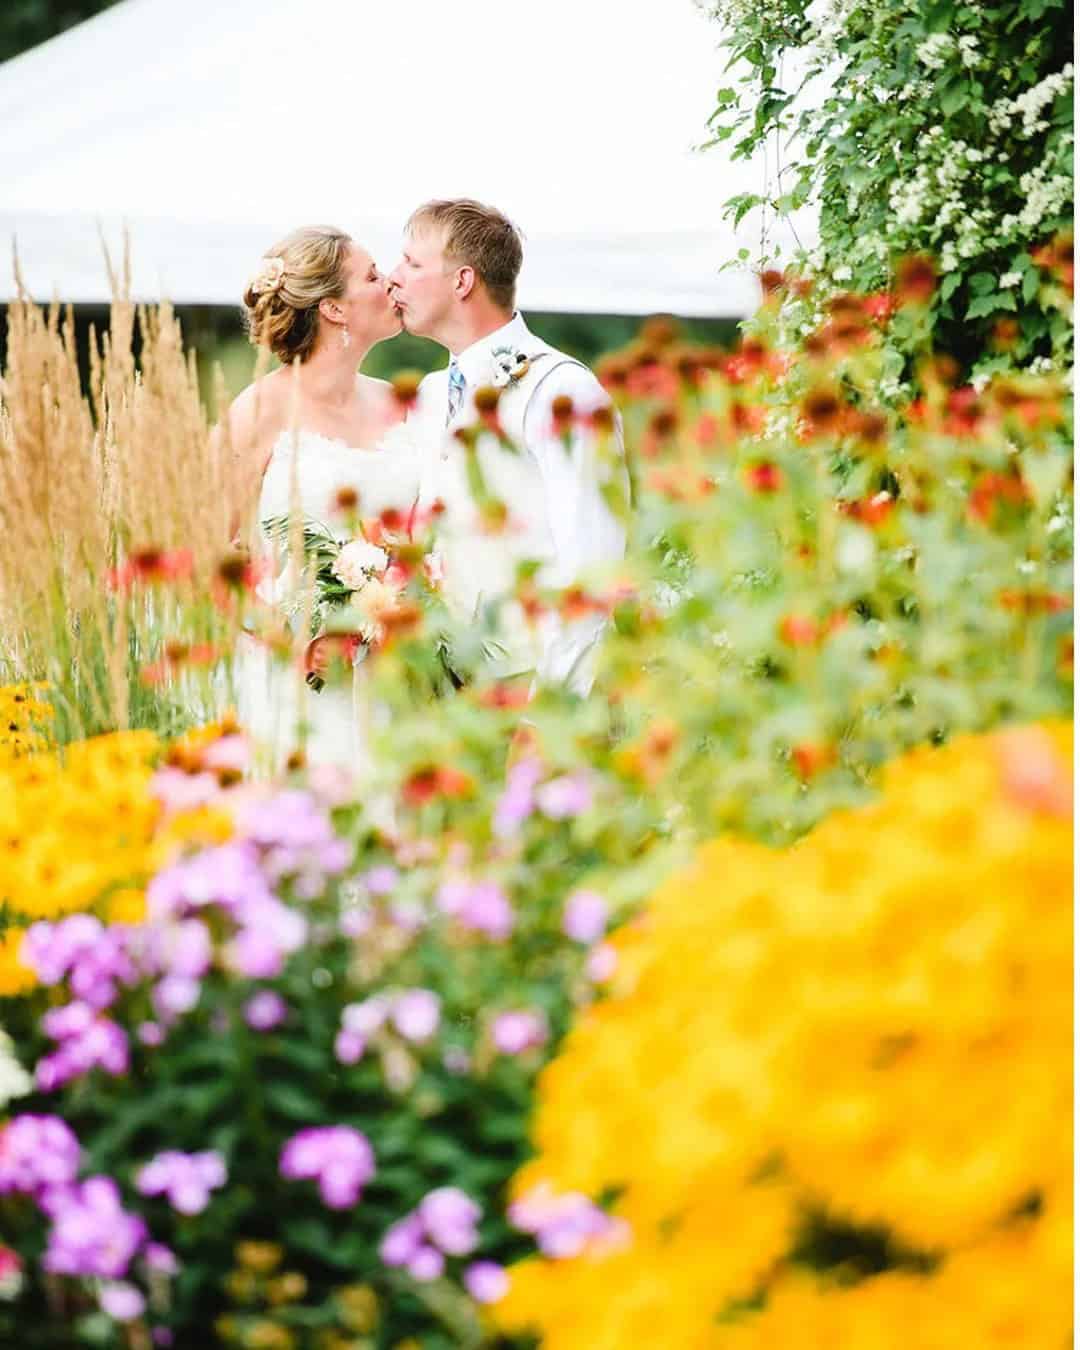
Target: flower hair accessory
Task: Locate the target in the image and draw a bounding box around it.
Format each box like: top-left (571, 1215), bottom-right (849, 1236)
top-left (250, 255), bottom-right (286, 297)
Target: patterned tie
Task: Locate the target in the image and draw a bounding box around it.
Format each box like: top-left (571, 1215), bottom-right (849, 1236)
top-left (446, 359), bottom-right (466, 426)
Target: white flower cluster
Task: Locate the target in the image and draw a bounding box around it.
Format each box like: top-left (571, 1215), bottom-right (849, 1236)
top-left (332, 539), bottom-right (389, 591)
top-left (915, 32), bottom-right (952, 70)
top-left (999, 152), bottom-right (1075, 236)
top-left (988, 63), bottom-right (1074, 138)
top-left (0, 1030), bottom-right (32, 1108)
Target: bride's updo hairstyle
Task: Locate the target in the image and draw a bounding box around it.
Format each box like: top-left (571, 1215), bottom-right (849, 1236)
top-left (243, 226), bottom-right (351, 363)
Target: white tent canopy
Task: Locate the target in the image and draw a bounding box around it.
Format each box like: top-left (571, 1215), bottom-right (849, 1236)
top-left (0, 0), bottom-right (764, 316)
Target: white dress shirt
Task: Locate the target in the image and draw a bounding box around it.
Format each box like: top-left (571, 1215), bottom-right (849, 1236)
top-left (414, 313), bottom-right (628, 692)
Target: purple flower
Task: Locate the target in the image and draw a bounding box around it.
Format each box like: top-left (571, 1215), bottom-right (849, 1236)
top-left (137, 1022), bottom-right (165, 1048)
top-left (0, 1115), bottom-right (81, 1195)
top-left (334, 1029), bottom-right (367, 1065)
top-left (236, 791), bottom-right (350, 884)
top-left (491, 1010), bottom-right (548, 1056)
top-left (149, 767), bottom-right (222, 817)
top-left (279, 1127), bottom-right (375, 1210)
top-left (418, 1187), bottom-right (481, 1256)
top-left (244, 991), bottom-right (288, 1031)
top-left (391, 990), bottom-right (441, 1043)
top-left (340, 907), bottom-right (374, 938)
top-left (136, 1151), bottom-right (226, 1216)
top-left (408, 1244), bottom-right (445, 1281)
top-left (536, 773), bottom-right (592, 820)
top-left (142, 1243), bottom-right (179, 1276)
top-left (200, 734), bottom-right (250, 774)
top-left (42, 1177), bottom-right (146, 1278)
top-left (36, 1008), bottom-right (129, 1090)
top-left (224, 898), bottom-right (307, 979)
top-left (562, 889), bottom-right (608, 943)
top-left (508, 1184), bottom-right (620, 1259)
top-left (152, 975), bottom-right (202, 1022)
top-left (464, 1260), bottom-right (509, 1304)
top-left (147, 842), bottom-right (271, 922)
top-left (364, 865), bottom-right (400, 896)
top-left (342, 997), bottom-right (388, 1037)
top-left (492, 758), bottom-right (543, 837)
top-left (99, 1281), bottom-right (146, 1321)
top-left (143, 919), bottom-right (213, 979)
top-left (21, 916), bottom-right (136, 1009)
top-left (438, 880), bottom-right (514, 940)
top-left (379, 1212), bottom-right (425, 1267)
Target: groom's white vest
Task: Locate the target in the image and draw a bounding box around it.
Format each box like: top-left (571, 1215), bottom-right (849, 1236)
top-left (415, 317), bottom-right (617, 681)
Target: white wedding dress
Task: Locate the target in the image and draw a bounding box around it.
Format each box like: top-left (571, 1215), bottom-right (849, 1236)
top-left (234, 422), bottom-right (421, 776)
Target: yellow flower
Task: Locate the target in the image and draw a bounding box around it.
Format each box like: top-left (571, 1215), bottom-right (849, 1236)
top-left (494, 723), bottom-right (1072, 1348)
top-left (0, 926), bottom-right (35, 996)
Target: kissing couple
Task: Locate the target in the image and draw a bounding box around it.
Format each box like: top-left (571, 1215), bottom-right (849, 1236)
top-left (226, 198), bottom-right (629, 772)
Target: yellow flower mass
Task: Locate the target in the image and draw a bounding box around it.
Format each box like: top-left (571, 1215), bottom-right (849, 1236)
top-left (495, 723), bottom-right (1072, 1349)
top-left (1, 686), bottom-right (235, 995)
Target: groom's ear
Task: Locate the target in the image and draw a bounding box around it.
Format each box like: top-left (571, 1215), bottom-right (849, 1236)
top-left (453, 266), bottom-right (477, 302)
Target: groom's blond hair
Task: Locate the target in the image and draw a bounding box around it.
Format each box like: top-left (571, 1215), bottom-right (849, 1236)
top-left (408, 199), bottom-right (523, 312)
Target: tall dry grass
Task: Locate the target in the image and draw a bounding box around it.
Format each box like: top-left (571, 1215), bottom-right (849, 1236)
top-left (0, 244), bottom-right (240, 741)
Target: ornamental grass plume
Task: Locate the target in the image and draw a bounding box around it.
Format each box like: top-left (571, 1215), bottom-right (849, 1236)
top-left (0, 248), bottom-right (240, 743)
top-left (493, 722), bottom-right (1073, 1349)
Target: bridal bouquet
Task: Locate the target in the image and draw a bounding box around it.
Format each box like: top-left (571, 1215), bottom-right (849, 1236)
top-left (261, 511), bottom-right (446, 692)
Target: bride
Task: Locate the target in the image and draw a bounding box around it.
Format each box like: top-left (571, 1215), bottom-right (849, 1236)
top-left (226, 225), bottom-right (420, 774)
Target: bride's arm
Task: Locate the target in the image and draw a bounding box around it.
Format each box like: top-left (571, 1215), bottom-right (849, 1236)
top-left (215, 381), bottom-right (278, 545)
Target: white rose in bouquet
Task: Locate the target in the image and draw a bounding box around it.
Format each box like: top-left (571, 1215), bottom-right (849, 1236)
top-left (352, 574), bottom-right (404, 644)
top-left (332, 539), bottom-right (389, 590)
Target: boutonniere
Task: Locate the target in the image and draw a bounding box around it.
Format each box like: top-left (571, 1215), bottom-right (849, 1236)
top-left (489, 346), bottom-right (533, 389)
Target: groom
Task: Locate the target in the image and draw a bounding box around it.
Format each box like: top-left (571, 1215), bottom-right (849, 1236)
top-left (387, 198), bottom-right (628, 694)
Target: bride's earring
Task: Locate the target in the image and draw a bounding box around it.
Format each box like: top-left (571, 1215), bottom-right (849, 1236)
top-left (341, 326), bottom-right (352, 351)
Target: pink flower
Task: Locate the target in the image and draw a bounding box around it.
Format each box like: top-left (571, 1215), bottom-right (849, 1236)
top-left (135, 1150), bottom-right (226, 1216)
top-left (279, 1126), bottom-right (375, 1210)
top-left (0, 1115), bottom-right (81, 1195)
top-left (334, 1029), bottom-right (367, 1065)
top-left (379, 1212), bottom-right (425, 1267)
top-left (418, 1187), bottom-right (481, 1255)
top-left (342, 997), bottom-right (389, 1037)
top-left (244, 991), bottom-right (287, 1031)
top-left (562, 889), bottom-right (607, 943)
top-left (438, 879), bottom-right (515, 940)
top-left (491, 1010), bottom-right (548, 1056)
top-left (535, 773), bottom-right (592, 820)
top-left (99, 1281), bottom-right (146, 1322)
top-left (391, 990), bottom-right (441, 1042)
top-left (408, 1245), bottom-right (445, 1281)
top-left (585, 943), bottom-right (617, 983)
top-left (464, 1260), bottom-right (509, 1304)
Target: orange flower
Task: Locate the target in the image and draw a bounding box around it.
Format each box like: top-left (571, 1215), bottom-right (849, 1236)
top-left (391, 370), bottom-right (423, 409)
top-left (895, 253), bottom-right (937, 305)
top-left (401, 765), bottom-right (474, 807)
top-left (779, 614), bottom-right (819, 646)
top-left (791, 741), bottom-right (834, 779)
top-left (968, 471), bottom-right (1030, 523)
top-left (745, 461), bottom-right (783, 494)
top-left (108, 547), bottom-right (194, 593)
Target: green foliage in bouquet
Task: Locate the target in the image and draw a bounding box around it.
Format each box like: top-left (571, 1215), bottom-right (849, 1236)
top-left (699, 0), bottom-right (1074, 373)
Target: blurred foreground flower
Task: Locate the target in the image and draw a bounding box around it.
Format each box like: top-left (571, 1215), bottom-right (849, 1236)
top-left (495, 723), bottom-right (1072, 1349)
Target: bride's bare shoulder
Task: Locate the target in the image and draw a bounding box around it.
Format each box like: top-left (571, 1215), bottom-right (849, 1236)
top-left (356, 373), bottom-right (405, 428)
top-left (226, 370), bottom-right (289, 449)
